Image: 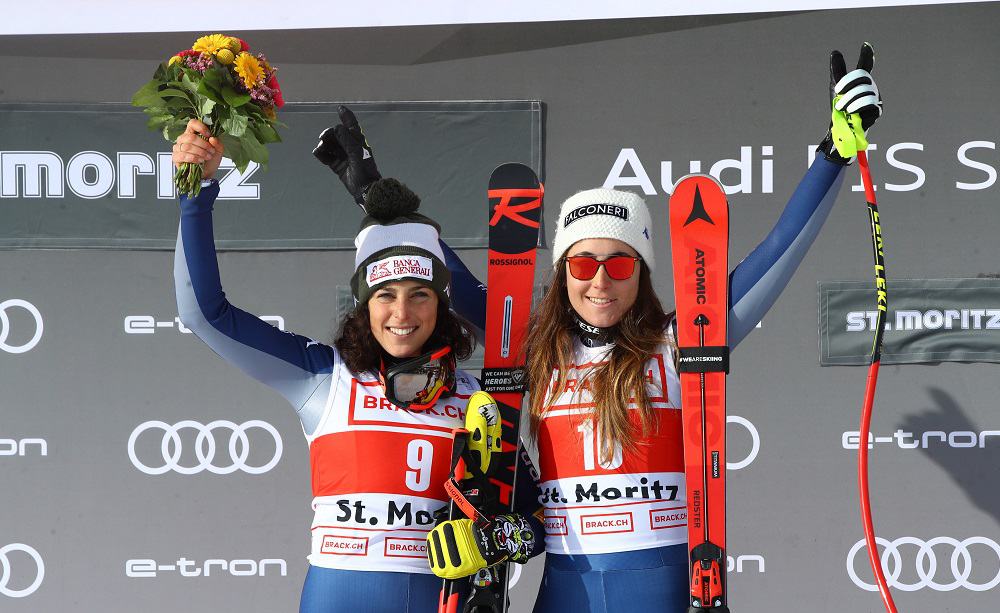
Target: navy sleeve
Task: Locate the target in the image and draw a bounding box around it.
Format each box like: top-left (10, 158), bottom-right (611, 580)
top-left (174, 181), bottom-right (338, 434)
top-left (727, 157), bottom-right (846, 348)
top-left (439, 239), bottom-right (487, 339)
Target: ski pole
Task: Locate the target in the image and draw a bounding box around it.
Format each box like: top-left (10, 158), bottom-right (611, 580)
top-left (855, 150), bottom-right (897, 613)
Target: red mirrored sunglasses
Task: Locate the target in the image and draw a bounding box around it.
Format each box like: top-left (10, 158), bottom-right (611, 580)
top-left (565, 255), bottom-right (640, 281)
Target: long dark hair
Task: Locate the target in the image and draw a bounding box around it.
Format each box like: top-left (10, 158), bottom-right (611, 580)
top-left (335, 299), bottom-right (477, 376)
top-left (524, 261), bottom-right (670, 462)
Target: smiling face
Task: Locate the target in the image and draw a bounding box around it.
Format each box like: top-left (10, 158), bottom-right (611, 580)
top-left (368, 280), bottom-right (439, 358)
top-left (564, 238), bottom-right (641, 329)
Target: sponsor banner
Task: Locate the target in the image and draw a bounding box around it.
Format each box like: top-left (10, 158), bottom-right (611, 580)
top-left (649, 506), bottom-right (687, 530)
top-left (847, 536), bottom-right (1000, 592)
top-left (580, 511), bottom-right (634, 535)
top-left (543, 513), bottom-right (568, 536)
top-left (124, 556), bottom-right (287, 578)
top-left (310, 492), bottom-right (444, 572)
top-left (819, 278), bottom-right (1000, 365)
top-left (127, 420), bottom-right (283, 475)
top-left (383, 537), bottom-right (427, 559)
top-left (2, 1), bottom-right (986, 35)
top-left (481, 367), bottom-right (527, 393)
top-left (0, 101), bottom-right (540, 250)
top-left (604, 141), bottom-right (1000, 197)
top-left (538, 470), bottom-right (687, 555)
top-left (124, 314), bottom-right (284, 335)
top-left (539, 472), bottom-right (684, 508)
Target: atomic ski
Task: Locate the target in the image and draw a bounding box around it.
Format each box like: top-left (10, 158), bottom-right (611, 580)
top-left (438, 163), bottom-right (542, 613)
top-left (669, 175), bottom-right (731, 613)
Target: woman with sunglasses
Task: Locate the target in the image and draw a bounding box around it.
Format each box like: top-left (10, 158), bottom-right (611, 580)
top-left (171, 112), bottom-right (489, 613)
top-left (421, 45), bottom-right (884, 612)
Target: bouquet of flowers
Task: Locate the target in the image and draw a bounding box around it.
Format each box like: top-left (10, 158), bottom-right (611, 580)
top-left (132, 34), bottom-right (285, 197)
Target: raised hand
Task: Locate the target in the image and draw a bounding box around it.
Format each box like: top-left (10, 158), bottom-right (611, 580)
top-left (820, 42), bottom-right (884, 163)
top-left (313, 105), bottom-right (382, 209)
top-left (172, 119), bottom-right (224, 180)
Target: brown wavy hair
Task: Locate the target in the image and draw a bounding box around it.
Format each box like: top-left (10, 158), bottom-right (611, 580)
top-left (335, 300), bottom-right (477, 376)
top-left (524, 261), bottom-right (671, 462)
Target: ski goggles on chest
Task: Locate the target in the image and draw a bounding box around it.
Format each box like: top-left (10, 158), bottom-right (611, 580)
top-left (380, 346), bottom-right (456, 411)
top-left (565, 255), bottom-right (640, 281)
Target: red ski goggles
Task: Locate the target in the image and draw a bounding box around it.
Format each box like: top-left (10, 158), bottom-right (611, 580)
top-left (565, 255), bottom-right (640, 281)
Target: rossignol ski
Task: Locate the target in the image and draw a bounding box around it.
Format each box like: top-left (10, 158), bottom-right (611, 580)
top-left (669, 175), bottom-right (731, 613)
top-left (438, 163), bottom-right (542, 613)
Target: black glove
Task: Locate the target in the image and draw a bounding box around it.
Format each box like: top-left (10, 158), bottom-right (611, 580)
top-left (313, 105), bottom-right (382, 209)
top-left (818, 42), bottom-right (883, 164)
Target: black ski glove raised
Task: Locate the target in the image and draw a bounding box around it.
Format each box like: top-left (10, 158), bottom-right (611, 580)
top-left (817, 42), bottom-right (884, 165)
top-left (313, 105), bottom-right (382, 209)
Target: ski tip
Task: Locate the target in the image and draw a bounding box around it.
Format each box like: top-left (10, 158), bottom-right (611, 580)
top-left (671, 173), bottom-right (725, 193)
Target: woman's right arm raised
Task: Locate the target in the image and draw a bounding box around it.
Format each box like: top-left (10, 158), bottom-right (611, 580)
top-left (173, 119), bottom-right (338, 433)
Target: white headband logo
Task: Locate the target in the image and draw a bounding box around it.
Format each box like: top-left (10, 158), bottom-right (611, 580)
top-left (367, 255), bottom-right (434, 287)
top-left (563, 203), bottom-right (629, 227)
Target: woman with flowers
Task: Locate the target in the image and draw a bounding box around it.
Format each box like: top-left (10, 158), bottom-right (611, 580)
top-left (169, 104), bottom-right (515, 611)
top-left (153, 36), bottom-right (521, 612)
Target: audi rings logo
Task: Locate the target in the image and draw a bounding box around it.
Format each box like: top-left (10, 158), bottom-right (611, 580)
top-left (726, 415), bottom-right (760, 470)
top-left (128, 420), bottom-right (283, 475)
top-left (0, 544), bottom-right (44, 598)
top-left (0, 300), bottom-right (43, 354)
top-left (847, 536), bottom-right (1000, 592)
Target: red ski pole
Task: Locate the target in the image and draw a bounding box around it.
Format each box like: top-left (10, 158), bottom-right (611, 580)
top-left (855, 150), bottom-right (897, 613)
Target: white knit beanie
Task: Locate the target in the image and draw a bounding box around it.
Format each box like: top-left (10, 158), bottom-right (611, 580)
top-left (350, 179), bottom-right (450, 305)
top-left (551, 188), bottom-right (654, 270)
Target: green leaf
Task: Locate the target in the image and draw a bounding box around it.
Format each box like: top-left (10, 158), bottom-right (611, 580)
top-left (200, 97), bottom-right (217, 119)
top-left (251, 120), bottom-right (281, 144)
top-left (163, 121), bottom-right (187, 142)
top-left (221, 113), bottom-right (248, 137)
top-left (201, 67), bottom-right (225, 91)
top-left (243, 102), bottom-right (266, 118)
top-left (180, 72), bottom-right (201, 96)
top-left (197, 79), bottom-right (224, 104)
top-left (131, 79), bottom-right (164, 108)
top-left (219, 133), bottom-right (247, 169)
top-left (146, 114), bottom-right (172, 130)
top-left (240, 130), bottom-right (268, 166)
top-left (221, 86), bottom-right (252, 108)
top-left (157, 87), bottom-right (194, 101)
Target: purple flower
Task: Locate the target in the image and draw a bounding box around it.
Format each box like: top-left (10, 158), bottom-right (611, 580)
top-left (183, 53), bottom-right (214, 73)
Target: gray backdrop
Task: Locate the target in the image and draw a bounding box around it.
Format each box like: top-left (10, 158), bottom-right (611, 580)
top-left (3, 4), bottom-right (1000, 611)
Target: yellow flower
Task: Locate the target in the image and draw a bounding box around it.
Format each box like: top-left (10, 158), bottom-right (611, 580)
top-left (233, 52), bottom-right (264, 88)
top-left (216, 49), bottom-right (235, 65)
top-left (226, 37), bottom-right (242, 54)
top-left (192, 34), bottom-right (231, 55)
top-left (168, 55), bottom-right (182, 66)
